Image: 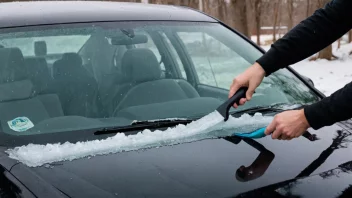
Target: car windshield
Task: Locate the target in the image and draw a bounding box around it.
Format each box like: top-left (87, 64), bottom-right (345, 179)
top-left (0, 21), bottom-right (320, 146)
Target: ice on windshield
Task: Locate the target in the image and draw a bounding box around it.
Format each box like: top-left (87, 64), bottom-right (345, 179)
top-left (6, 112), bottom-right (273, 167)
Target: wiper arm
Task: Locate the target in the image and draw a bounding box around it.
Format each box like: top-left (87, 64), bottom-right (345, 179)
top-left (94, 118), bottom-right (193, 135)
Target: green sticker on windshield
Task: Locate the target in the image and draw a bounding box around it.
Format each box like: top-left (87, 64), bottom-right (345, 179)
top-left (7, 117), bottom-right (34, 132)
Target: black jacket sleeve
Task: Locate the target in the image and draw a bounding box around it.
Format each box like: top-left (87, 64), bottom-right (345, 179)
top-left (255, 0), bottom-right (352, 130)
top-left (304, 82), bottom-right (352, 129)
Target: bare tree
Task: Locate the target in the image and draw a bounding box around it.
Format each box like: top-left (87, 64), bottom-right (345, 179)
top-left (272, 0), bottom-right (281, 42)
top-left (253, 0), bottom-right (262, 45)
top-left (315, 0), bottom-right (336, 60)
top-left (287, 0), bottom-right (294, 31)
top-left (306, 0), bottom-right (311, 18)
top-left (231, 0), bottom-right (250, 38)
top-left (217, 0), bottom-right (226, 23)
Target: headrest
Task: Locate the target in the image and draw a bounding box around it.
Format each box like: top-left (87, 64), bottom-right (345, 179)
top-left (34, 41), bottom-right (47, 56)
top-left (0, 48), bottom-right (27, 84)
top-left (53, 53), bottom-right (83, 79)
top-left (62, 53), bottom-right (83, 66)
top-left (121, 48), bottom-right (161, 83)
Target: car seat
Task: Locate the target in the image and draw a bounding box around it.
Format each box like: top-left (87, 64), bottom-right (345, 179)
top-left (24, 57), bottom-right (51, 94)
top-left (52, 53), bottom-right (103, 117)
top-left (112, 48), bottom-right (199, 114)
top-left (0, 48), bottom-right (63, 133)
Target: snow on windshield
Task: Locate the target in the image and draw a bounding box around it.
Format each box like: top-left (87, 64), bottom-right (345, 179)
top-left (6, 112), bottom-right (272, 167)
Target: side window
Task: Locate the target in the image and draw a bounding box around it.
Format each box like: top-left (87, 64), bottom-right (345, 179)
top-left (160, 33), bottom-right (187, 79)
top-left (177, 32), bottom-right (251, 89)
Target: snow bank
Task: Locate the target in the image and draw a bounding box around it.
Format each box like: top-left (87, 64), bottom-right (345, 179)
top-left (6, 112), bottom-right (272, 167)
top-left (291, 42), bottom-right (352, 96)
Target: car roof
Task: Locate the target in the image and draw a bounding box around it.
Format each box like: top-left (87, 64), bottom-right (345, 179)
top-left (0, 1), bottom-right (217, 28)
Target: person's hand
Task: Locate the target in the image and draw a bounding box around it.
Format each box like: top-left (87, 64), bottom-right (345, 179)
top-left (264, 109), bottom-right (310, 140)
top-left (229, 62), bottom-right (266, 108)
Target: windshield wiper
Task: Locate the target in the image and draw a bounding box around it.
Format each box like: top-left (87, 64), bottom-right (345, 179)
top-left (94, 118), bottom-right (194, 135)
top-left (230, 103), bottom-right (303, 116)
top-left (94, 103), bottom-right (303, 136)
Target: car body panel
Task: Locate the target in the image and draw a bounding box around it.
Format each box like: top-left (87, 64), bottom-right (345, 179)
top-left (7, 120), bottom-right (352, 197)
top-left (0, 1), bottom-right (215, 29)
top-left (235, 160), bottom-right (352, 198)
top-left (0, 164), bottom-right (36, 198)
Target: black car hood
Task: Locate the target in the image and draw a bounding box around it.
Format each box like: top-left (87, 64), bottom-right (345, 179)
top-left (6, 121), bottom-right (352, 198)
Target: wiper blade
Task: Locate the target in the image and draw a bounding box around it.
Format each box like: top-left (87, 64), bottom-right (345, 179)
top-left (230, 103), bottom-right (303, 116)
top-left (94, 118), bottom-right (193, 135)
top-left (94, 104), bottom-right (303, 135)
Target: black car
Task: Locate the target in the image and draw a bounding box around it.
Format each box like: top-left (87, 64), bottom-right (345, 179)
top-left (0, 1), bottom-right (351, 198)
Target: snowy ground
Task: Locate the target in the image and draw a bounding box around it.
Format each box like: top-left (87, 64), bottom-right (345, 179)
top-left (253, 35), bottom-right (352, 96)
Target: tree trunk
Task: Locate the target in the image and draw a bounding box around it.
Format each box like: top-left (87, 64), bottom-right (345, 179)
top-left (337, 38), bottom-right (341, 49)
top-left (273, 0), bottom-right (280, 42)
top-left (306, 0), bottom-right (310, 17)
top-left (277, 2), bottom-right (282, 38)
top-left (232, 0), bottom-right (250, 38)
top-left (349, 30), bottom-right (352, 43)
top-left (287, 0), bottom-right (294, 31)
top-left (316, 0), bottom-right (334, 60)
top-left (317, 45), bottom-right (333, 60)
top-left (254, 0), bottom-right (262, 45)
top-left (198, 0), bottom-right (203, 11)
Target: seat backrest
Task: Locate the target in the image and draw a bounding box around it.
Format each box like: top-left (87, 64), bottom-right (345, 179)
top-left (25, 57), bottom-right (51, 94)
top-left (0, 47), bottom-right (27, 84)
top-left (0, 48), bottom-right (63, 132)
top-left (113, 48), bottom-right (199, 113)
top-left (52, 53), bottom-right (102, 117)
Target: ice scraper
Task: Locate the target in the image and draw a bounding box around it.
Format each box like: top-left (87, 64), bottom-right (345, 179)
top-left (217, 87), bottom-right (315, 140)
top-left (215, 87), bottom-right (267, 138)
top-left (216, 87), bottom-right (249, 121)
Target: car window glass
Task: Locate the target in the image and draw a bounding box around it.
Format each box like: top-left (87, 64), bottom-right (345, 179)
top-left (134, 32), bottom-right (166, 74)
top-left (0, 35), bottom-right (89, 56)
top-left (177, 32), bottom-right (250, 88)
top-left (160, 33), bottom-right (187, 79)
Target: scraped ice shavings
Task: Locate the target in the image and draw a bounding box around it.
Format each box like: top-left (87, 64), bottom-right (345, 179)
top-left (6, 111), bottom-right (273, 167)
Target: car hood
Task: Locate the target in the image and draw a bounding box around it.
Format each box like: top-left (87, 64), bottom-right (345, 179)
top-left (6, 120), bottom-right (352, 198)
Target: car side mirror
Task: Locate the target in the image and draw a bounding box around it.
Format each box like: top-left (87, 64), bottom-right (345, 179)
top-left (301, 75), bottom-right (314, 87)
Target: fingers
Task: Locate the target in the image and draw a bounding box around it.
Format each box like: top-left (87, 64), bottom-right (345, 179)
top-left (239, 98), bottom-right (247, 105)
top-left (265, 119), bottom-right (276, 135)
top-left (246, 83), bottom-right (256, 101)
top-left (271, 129), bottom-right (281, 139)
top-left (229, 79), bottom-right (240, 98)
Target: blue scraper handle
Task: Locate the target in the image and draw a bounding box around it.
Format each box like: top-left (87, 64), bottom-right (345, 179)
top-left (233, 127), bottom-right (267, 139)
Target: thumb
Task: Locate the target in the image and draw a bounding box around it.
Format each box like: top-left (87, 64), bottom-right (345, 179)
top-left (246, 83), bottom-right (256, 101)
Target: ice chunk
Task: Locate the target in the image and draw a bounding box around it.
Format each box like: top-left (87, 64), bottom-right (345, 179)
top-left (6, 112), bottom-right (273, 167)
